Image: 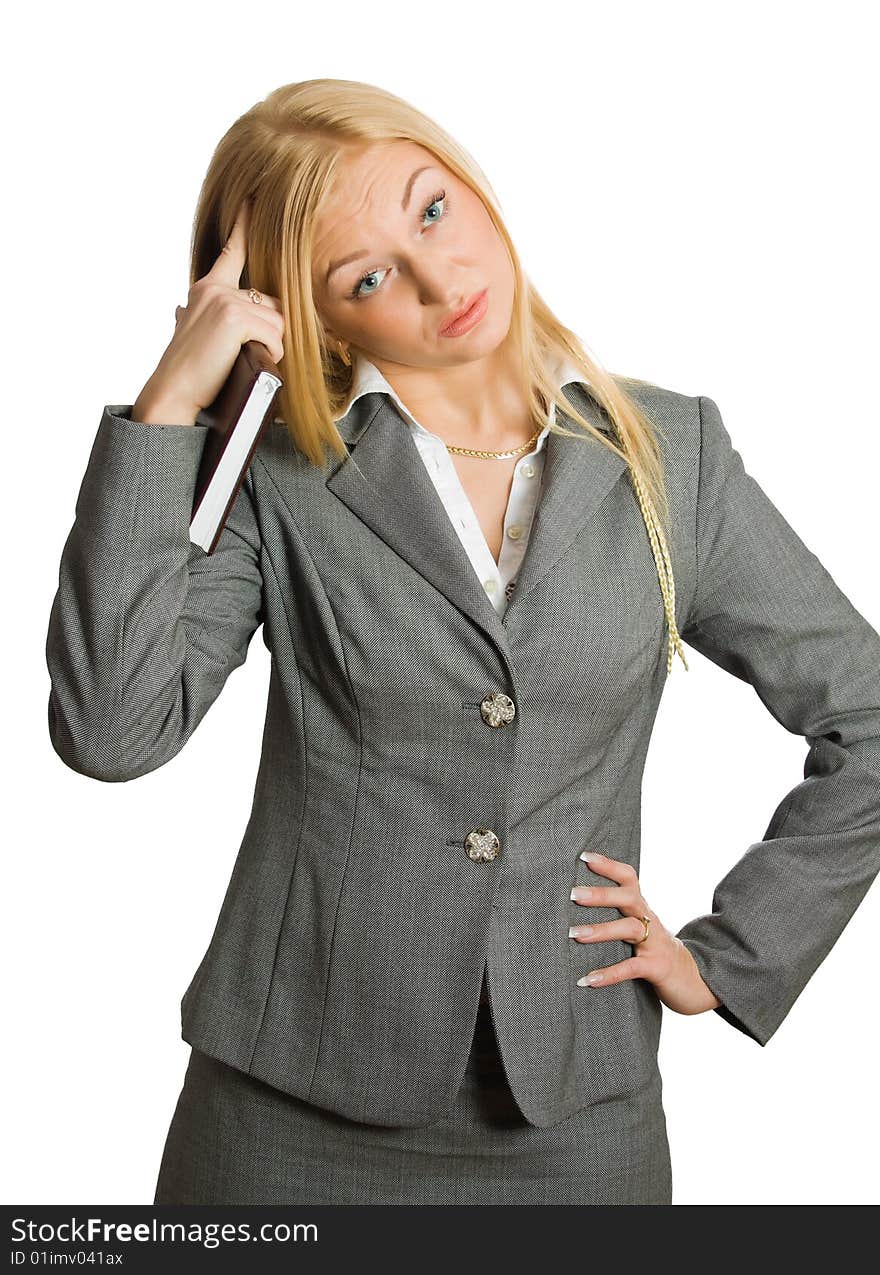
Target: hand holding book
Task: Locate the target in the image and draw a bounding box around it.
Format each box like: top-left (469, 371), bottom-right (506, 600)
top-left (131, 198), bottom-right (285, 552)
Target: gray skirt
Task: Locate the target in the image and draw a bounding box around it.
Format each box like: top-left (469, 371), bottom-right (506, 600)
top-left (153, 998), bottom-right (673, 1206)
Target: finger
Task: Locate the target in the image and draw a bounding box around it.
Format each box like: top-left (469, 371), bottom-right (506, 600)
top-left (205, 199), bottom-right (252, 288)
top-left (578, 851), bottom-right (638, 886)
top-left (246, 311), bottom-right (285, 364)
top-left (569, 916), bottom-right (650, 945)
top-left (238, 296), bottom-right (285, 360)
top-left (570, 884), bottom-right (638, 909)
top-left (236, 289), bottom-right (285, 320)
top-left (576, 956), bottom-right (656, 988)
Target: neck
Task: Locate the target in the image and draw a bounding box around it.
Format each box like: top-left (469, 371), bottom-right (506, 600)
top-left (357, 340), bottom-right (536, 449)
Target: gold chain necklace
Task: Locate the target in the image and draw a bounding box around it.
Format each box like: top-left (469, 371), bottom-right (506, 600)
top-left (445, 426), bottom-right (544, 460)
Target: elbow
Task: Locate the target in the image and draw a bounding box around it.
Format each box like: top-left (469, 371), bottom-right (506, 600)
top-left (45, 646), bottom-right (215, 783)
top-left (47, 695), bottom-right (175, 783)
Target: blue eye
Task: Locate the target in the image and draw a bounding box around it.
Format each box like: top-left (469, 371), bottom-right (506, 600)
top-left (350, 189), bottom-right (448, 300)
top-left (421, 189), bottom-right (446, 226)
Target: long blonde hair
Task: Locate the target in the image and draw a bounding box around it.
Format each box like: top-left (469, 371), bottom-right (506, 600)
top-left (189, 78), bottom-right (688, 676)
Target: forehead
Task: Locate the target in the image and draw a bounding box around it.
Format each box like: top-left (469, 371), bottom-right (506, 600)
top-left (313, 141), bottom-right (444, 251)
top-left (327, 138), bottom-right (437, 203)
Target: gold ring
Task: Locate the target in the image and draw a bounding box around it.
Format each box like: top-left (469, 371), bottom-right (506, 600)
top-left (634, 915), bottom-right (650, 944)
top-left (248, 287), bottom-right (263, 305)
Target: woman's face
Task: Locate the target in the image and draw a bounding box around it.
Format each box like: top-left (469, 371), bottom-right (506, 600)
top-left (310, 140), bottom-right (515, 373)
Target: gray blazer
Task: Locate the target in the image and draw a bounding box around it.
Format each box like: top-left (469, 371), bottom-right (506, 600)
top-left (45, 379), bottom-right (880, 1129)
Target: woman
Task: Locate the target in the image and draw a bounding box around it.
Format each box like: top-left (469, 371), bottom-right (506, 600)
top-left (45, 79), bottom-right (880, 1206)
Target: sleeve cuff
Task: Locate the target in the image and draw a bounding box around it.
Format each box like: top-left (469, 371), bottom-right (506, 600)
top-left (677, 935), bottom-right (772, 1046)
top-left (105, 403), bottom-right (208, 429)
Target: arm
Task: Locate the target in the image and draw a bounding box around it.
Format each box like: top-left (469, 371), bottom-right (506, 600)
top-left (45, 405), bottom-right (264, 782)
top-left (676, 394), bottom-right (880, 1044)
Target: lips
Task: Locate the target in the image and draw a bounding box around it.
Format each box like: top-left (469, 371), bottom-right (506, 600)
top-left (440, 288), bottom-right (488, 337)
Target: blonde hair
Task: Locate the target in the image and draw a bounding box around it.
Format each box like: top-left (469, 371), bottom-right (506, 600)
top-left (188, 79), bottom-right (688, 676)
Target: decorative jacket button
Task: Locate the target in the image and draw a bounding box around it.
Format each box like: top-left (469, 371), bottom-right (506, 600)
top-left (480, 691), bottom-right (516, 727)
top-left (464, 829), bottom-right (501, 862)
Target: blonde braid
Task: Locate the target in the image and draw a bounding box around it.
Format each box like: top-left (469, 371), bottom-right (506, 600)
top-left (626, 462), bottom-right (689, 676)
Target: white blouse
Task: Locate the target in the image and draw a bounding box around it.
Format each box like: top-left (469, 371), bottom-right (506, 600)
top-left (336, 354), bottom-right (588, 618)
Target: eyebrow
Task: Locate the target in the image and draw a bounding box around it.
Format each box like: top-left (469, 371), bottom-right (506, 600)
top-left (324, 165), bottom-right (436, 285)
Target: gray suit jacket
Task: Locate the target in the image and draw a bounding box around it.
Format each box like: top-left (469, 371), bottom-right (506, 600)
top-left (45, 379), bottom-right (880, 1129)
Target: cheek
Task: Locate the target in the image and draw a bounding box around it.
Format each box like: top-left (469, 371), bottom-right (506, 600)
top-left (472, 215), bottom-right (513, 285)
top-left (348, 303), bottom-right (428, 362)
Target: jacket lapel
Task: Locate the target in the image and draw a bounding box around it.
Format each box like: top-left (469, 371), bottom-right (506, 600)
top-left (505, 384), bottom-right (629, 621)
top-left (325, 383), bottom-right (629, 652)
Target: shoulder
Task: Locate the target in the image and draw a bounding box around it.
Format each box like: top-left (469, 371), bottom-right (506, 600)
top-left (610, 374), bottom-right (702, 472)
top-left (611, 373), bottom-right (701, 419)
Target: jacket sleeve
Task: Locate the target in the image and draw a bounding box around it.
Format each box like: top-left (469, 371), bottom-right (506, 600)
top-left (45, 404), bottom-right (264, 783)
top-left (675, 393), bottom-right (880, 1045)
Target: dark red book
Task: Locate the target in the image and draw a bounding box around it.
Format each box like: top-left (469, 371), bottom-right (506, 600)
top-left (189, 340), bottom-right (283, 554)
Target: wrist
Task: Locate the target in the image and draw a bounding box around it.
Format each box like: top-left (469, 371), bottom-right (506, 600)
top-left (132, 380), bottom-right (199, 427)
top-left (675, 938), bottom-right (722, 1013)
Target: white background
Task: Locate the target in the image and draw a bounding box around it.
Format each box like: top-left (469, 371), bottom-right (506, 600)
top-left (5, 0), bottom-right (878, 1206)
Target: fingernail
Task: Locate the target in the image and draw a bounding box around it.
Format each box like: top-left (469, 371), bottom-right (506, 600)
top-left (580, 851), bottom-right (599, 862)
top-left (577, 972), bottom-right (602, 986)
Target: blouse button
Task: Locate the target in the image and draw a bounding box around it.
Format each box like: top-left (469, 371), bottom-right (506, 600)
top-left (521, 462), bottom-right (535, 478)
top-left (507, 524), bottom-right (523, 540)
top-left (484, 579), bottom-right (498, 594)
top-left (480, 691), bottom-right (516, 727)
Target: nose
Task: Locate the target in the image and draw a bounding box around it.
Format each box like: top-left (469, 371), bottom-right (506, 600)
top-left (405, 255), bottom-right (466, 309)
